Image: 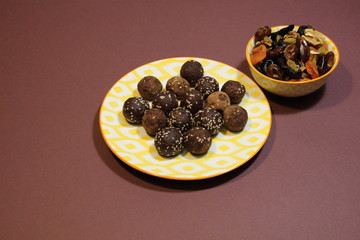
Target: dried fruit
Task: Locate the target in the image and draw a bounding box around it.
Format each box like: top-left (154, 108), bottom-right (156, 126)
top-left (317, 54), bottom-right (327, 75)
top-left (250, 25), bottom-right (335, 81)
top-left (284, 31), bottom-right (300, 39)
top-left (255, 26), bottom-right (271, 42)
top-left (266, 64), bottom-right (283, 80)
top-left (270, 24), bottom-right (294, 39)
top-left (299, 38), bottom-right (310, 63)
top-left (297, 25), bottom-right (314, 35)
top-left (305, 60), bottom-right (319, 79)
top-left (325, 51), bottom-right (335, 71)
top-left (287, 59), bottom-right (300, 72)
top-left (284, 44), bottom-right (299, 60)
top-left (250, 44), bottom-right (267, 65)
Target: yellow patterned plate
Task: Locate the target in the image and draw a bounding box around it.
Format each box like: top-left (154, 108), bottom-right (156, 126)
top-left (99, 57), bottom-right (272, 180)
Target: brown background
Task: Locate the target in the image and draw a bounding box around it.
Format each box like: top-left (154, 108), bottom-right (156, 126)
top-left (1, 0), bottom-right (360, 239)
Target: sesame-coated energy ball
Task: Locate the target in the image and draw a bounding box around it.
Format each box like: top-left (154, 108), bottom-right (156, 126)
top-left (152, 91), bottom-right (178, 115)
top-left (184, 127), bottom-right (212, 155)
top-left (195, 76), bottom-right (219, 98)
top-left (167, 107), bottom-right (194, 133)
top-left (122, 97), bottom-right (149, 124)
top-left (180, 60), bottom-right (204, 87)
top-left (205, 91), bottom-right (230, 112)
top-left (194, 108), bottom-right (223, 135)
top-left (154, 127), bottom-right (184, 157)
top-left (180, 89), bottom-right (205, 115)
top-left (223, 105), bottom-right (248, 132)
top-left (166, 76), bottom-right (190, 100)
top-left (137, 76), bottom-right (163, 101)
top-left (142, 108), bottom-right (167, 136)
top-left (221, 80), bottom-right (246, 104)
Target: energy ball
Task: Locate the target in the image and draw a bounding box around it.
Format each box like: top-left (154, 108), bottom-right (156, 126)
top-left (195, 76), bottom-right (219, 98)
top-left (168, 107), bottom-right (194, 133)
top-left (142, 108), bottom-right (167, 136)
top-left (221, 80), bottom-right (246, 104)
top-left (166, 76), bottom-right (190, 100)
top-left (122, 97), bottom-right (149, 124)
top-left (184, 127), bottom-right (212, 155)
top-left (155, 127), bottom-right (184, 157)
top-left (205, 91), bottom-right (230, 112)
top-left (180, 60), bottom-right (204, 87)
top-left (223, 105), bottom-right (248, 132)
top-left (137, 76), bottom-right (163, 101)
top-left (180, 89), bottom-right (205, 115)
top-left (194, 108), bottom-right (223, 135)
top-left (152, 91), bottom-right (178, 115)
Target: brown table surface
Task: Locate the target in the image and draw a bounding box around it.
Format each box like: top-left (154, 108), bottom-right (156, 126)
top-left (1, 0), bottom-right (360, 239)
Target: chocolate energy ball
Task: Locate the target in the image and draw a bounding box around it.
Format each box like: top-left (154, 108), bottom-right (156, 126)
top-left (155, 127), bottom-right (184, 157)
top-left (221, 80), bottom-right (246, 104)
top-left (142, 108), bottom-right (167, 136)
top-left (122, 97), bottom-right (149, 124)
top-left (180, 60), bottom-right (204, 87)
top-left (166, 76), bottom-right (190, 100)
top-left (205, 91), bottom-right (230, 112)
top-left (223, 105), bottom-right (248, 132)
top-left (137, 76), bottom-right (163, 101)
top-left (152, 91), bottom-right (178, 115)
top-left (194, 108), bottom-right (223, 135)
top-left (195, 76), bottom-right (219, 98)
top-left (168, 107), bottom-right (194, 133)
top-left (184, 127), bottom-right (212, 155)
top-left (180, 89), bottom-right (205, 115)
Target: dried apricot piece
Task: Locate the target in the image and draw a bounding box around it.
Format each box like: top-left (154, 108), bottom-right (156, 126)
top-left (250, 45), bottom-right (267, 65)
top-left (305, 60), bottom-right (319, 79)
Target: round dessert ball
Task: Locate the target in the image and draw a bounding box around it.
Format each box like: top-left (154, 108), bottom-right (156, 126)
top-left (184, 127), bottom-right (212, 155)
top-left (180, 89), bottom-right (205, 115)
top-left (166, 76), bottom-right (190, 100)
top-left (180, 60), bottom-right (204, 87)
top-left (195, 76), bottom-right (219, 98)
top-left (152, 91), bottom-right (178, 115)
top-left (154, 127), bottom-right (184, 157)
top-left (168, 107), bottom-right (194, 133)
top-left (142, 108), bottom-right (167, 136)
top-left (221, 80), bottom-right (246, 104)
top-left (205, 91), bottom-right (230, 112)
top-left (122, 97), bottom-right (149, 124)
top-left (137, 76), bottom-right (163, 101)
top-left (223, 105), bottom-right (248, 132)
top-left (194, 108), bottom-right (223, 135)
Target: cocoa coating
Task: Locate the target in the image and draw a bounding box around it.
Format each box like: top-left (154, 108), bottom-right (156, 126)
top-left (154, 127), bottom-right (184, 157)
top-left (180, 60), bottom-right (204, 87)
top-left (122, 97), bottom-right (149, 124)
top-left (223, 105), bottom-right (248, 132)
top-left (194, 107), bottom-right (223, 135)
top-left (137, 76), bottom-right (163, 101)
top-left (205, 91), bottom-right (230, 112)
top-left (142, 108), bottom-right (167, 136)
top-left (167, 107), bottom-right (194, 133)
top-left (166, 76), bottom-right (190, 100)
top-left (184, 127), bottom-right (212, 155)
top-left (180, 89), bottom-right (205, 115)
top-left (152, 91), bottom-right (178, 115)
top-left (221, 80), bottom-right (246, 104)
top-left (195, 76), bottom-right (219, 98)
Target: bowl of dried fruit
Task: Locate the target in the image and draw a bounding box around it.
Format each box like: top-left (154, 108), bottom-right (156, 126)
top-left (245, 25), bottom-right (340, 97)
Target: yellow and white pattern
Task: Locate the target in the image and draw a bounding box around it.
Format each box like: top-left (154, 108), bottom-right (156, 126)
top-left (99, 57), bottom-right (272, 180)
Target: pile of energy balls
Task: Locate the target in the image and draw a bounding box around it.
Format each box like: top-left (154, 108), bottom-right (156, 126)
top-left (122, 60), bottom-right (248, 157)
